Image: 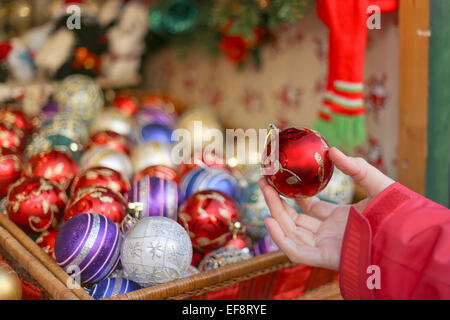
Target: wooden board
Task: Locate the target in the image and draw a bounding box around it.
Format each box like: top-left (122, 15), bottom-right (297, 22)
top-left (397, 0), bottom-right (430, 195)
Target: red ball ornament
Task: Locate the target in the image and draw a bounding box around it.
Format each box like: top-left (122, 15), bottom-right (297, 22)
top-left (0, 120), bottom-right (26, 152)
top-left (71, 166), bottom-right (130, 199)
top-left (225, 233), bottom-right (251, 250)
top-left (261, 126), bottom-right (334, 198)
top-left (133, 165), bottom-right (179, 184)
top-left (35, 230), bottom-right (58, 261)
top-left (64, 186), bottom-right (127, 224)
top-left (0, 104), bottom-right (32, 135)
top-left (0, 148), bottom-right (22, 197)
top-left (191, 249), bottom-right (204, 267)
top-left (178, 190), bottom-right (241, 251)
top-left (6, 177), bottom-right (67, 234)
top-left (114, 93), bottom-right (138, 116)
top-left (84, 130), bottom-right (131, 155)
top-left (22, 150), bottom-right (78, 191)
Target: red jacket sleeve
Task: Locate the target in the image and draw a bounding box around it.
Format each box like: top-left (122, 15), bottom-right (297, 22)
top-left (339, 182), bottom-right (450, 299)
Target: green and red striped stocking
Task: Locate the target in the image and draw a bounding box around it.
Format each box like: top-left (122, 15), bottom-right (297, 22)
top-left (314, 0), bottom-right (368, 152)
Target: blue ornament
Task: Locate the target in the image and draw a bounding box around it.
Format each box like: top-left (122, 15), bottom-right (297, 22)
top-left (136, 123), bottom-right (174, 144)
top-left (240, 181), bottom-right (271, 240)
top-left (89, 276), bottom-right (141, 299)
top-left (180, 167), bottom-right (240, 202)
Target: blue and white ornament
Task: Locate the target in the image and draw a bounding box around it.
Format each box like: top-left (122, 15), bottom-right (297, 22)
top-left (179, 167), bottom-right (240, 202)
top-left (317, 168), bottom-right (354, 205)
top-left (89, 276), bottom-right (141, 299)
top-left (240, 181), bottom-right (271, 240)
top-left (134, 122), bottom-right (174, 145)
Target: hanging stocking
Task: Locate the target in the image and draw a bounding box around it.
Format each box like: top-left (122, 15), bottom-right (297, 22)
top-left (314, 0), bottom-right (369, 152)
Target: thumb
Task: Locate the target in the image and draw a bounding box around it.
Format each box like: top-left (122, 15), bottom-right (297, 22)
top-left (328, 147), bottom-right (395, 197)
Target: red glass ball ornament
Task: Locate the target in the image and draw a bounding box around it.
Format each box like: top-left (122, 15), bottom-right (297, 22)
top-left (22, 150), bottom-right (78, 191)
top-left (64, 186), bottom-right (127, 224)
top-left (0, 148), bottom-right (22, 197)
top-left (0, 120), bottom-right (26, 152)
top-left (35, 230), bottom-right (58, 261)
top-left (133, 165), bottom-right (179, 184)
top-left (178, 190), bottom-right (241, 251)
top-left (225, 234), bottom-right (251, 250)
top-left (0, 104), bottom-right (32, 135)
top-left (84, 130), bottom-right (131, 156)
top-left (261, 127), bottom-right (334, 198)
top-left (191, 249), bottom-right (204, 267)
top-left (6, 177), bottom-right (67, 234)
top-left (114, 93), bottom-right (138, 116)
top-left (71, 166), bottom-right (130, 199)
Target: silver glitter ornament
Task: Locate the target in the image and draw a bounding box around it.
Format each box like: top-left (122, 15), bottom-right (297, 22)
top-left (121, 216), bottom-right (193, 287)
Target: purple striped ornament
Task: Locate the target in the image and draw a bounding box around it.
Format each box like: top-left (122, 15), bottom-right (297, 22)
top-left (54, 213), bottom-right (122, 284)
top-left (251, 234), bottom-right (279, 256)
top-left (129, 176), bottom-right (180, 221)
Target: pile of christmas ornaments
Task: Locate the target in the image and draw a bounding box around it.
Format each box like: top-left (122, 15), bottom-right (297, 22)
top-left (0, 74), bottom-right (354, 300)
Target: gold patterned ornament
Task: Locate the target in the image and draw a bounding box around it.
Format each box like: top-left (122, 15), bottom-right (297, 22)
top-left (0, 261), bottom-right (22, 300)
top-left (177, 107), bottom-right (224, 150)
top-left (55, 75), bottom-right (104, 123)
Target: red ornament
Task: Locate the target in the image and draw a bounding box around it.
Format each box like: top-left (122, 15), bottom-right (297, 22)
top-left (35, 230), bottom-right (58, 261)
top-left (71, 166), bottom-right (130, 199)
top-left (261, 127), bottom-right (334, 198)
top-left (178, 190), bottom-right (241, 251)
top-left (64, 186), bottom-right (127, 224)
top-left (0, 148), bottom-right (22, 197)
top-left (0, 104), bottom-right (32, 135)
top-left (85, 130), bottom-right (131, 156)
top-left (191, 249), bottom-right (204, 267)
top-left (6, 177), bottom-right (67, 234)
top-left (22, 150), bottom-right (78, 191)
top-left (133, 165), bottom-right (179, 184)
top-left (114, 93), bottom-right (138, 116)
top-left (0, 120), bottom-right (26, 152)
top-left (225, 234), bottom-right (251, 250)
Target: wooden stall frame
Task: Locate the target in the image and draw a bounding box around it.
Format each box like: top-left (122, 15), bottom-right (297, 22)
top-left (398, 0), bottom-right (430, 195)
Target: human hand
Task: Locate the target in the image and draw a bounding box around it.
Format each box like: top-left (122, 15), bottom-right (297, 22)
top-left (259, 147), bottom-right (395, 270)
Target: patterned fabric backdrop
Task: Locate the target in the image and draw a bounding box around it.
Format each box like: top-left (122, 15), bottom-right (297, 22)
top-left (142, 7), bottom-right (399, 179)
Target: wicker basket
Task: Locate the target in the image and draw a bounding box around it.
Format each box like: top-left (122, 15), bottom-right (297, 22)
top-left (0, 184), bottom-right (365, 300)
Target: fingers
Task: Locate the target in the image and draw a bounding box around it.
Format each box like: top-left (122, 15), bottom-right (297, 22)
top-left (296, 196), bottom-right (337, 220)
top-left (294, 214), bottom-right (321, 233)
top-left (259, 179), bottom-right (296, 233)
top-left (328, 147), bottom-right (395, 197)
top-left (265, 218), bottom-right (324, 267)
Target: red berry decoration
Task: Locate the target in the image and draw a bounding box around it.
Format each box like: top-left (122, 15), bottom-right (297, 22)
top-left (22, 149), bottom-right (78, 191)
top-left (261, 126), bottom-right (334, 198)
top-left (0, 148), bottom-right (22, 197)
top-left (133, 165), bottom-right (179, 184)
top-left (85, 130), bottom-right (131, 155)
top-left (64, 186), bottom-right (127, 224)
top-left (0, 120), bottom-right (26, 152)
top-left (6, 177), bottom-right (67, 234)
top-left (178, 190), bottom-right (241, 251)
top-left (0, 104), bottom-right (32, 135)
top-left (71, 166), bottom-right (130, 198)
top-left (35, 230), bottom-right (58, 261)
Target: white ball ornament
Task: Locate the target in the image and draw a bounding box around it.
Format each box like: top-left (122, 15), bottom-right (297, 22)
top-left (121, 216), bottom-right (193, 287)
top-left (80, 146), bottom-right (133, 180)
top-left (317, 168), bottom-right (354, 205)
